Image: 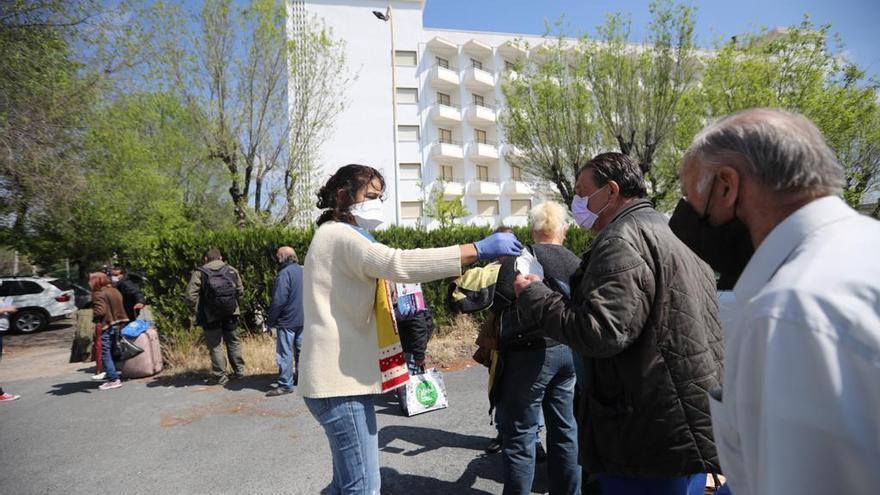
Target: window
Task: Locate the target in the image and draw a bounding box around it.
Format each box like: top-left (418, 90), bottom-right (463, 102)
top-left (396, 87), bottom-right (418, 104)
top-left (505, 60), bottom-right (515, 71)
top-left (474, 129), bottom-right (487, 144)
top-left (401, 201), bottom-right (423, 219)
top-left (511, 199), bottom-right (531, 216)
top-left (394, 50), bottom-right (417, 67)
top-left (0, 280), bottom-right (43, 297)
top-left (510, 165), bottom-right (523, 181)
top-left (472, 94), bottom-right (485, 107)
top-left (439, 128), bottom-right (452, 144)
top-left (399, 163), bottom-right (421, 180)
top-left (436, 57), bottom-right (449, 69)
top-left (397, 125), bottom-right (420, 141)
top-left (477, 200), bottom-right (499, 217)
top-left (441, 165), bottom-right (454, 181)
top-left (437, 92), bottom-right (451, 106)
top-left (476, 165), bottom-right (489, 182)
top-left (470, 58), bottom-right (483, 70)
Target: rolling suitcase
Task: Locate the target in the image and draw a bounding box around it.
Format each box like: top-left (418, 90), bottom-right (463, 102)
top-left (120, 327), bottom-right (163, 378)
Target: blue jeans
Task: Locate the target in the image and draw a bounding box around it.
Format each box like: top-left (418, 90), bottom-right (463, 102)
top-left (305, 395), bottom-right (380, 495)
top-left (597, 473), bottom-right (708, 495)
top-left (498, 345), bottom-right (580, 495)
top-left (275, 326), bottom-right (303, 390)
top-left (100, 325), bottom-right (119, 381)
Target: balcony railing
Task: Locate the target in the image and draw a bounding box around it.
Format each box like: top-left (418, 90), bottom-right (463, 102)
top-left (434, 101), bottom-right (461, 110)
top-left (430, 64), bottom-right (460, 88)
top-left (464, 65), bottom-right (495, 90)
top-left (431, 102), bottom-right (462, 124)
top-left (472, 139), bottom-right (497, 146)
top-left (475, 176), bottom-right (499, 183)
top-left (437, 176), bottom-right (465, 183)
top-left (466, 104), bottom-right (497, 124)
top-left (437, 139), bottom-right (463, 146)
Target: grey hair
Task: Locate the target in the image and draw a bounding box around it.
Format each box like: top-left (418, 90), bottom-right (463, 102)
top-left (684, 108), bottom-right (844, 196)
top-left (529, 201), bottom-right (570, 238)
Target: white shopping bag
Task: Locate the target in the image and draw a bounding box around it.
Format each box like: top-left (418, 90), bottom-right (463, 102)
top-left (399, 368), bottom-right (449, 417)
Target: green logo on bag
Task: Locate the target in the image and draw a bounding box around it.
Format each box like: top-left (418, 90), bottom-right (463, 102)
top-left (415, 380), bottom-right (438, 407)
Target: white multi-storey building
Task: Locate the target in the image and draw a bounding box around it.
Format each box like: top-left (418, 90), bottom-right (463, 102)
top-left (288, 0), bottom-right (550, 228)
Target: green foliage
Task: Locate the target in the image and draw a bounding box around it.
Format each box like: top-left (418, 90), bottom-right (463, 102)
top-left (423, 185), bottom-right (469, 228)
top-left (698, 18), bottom-right (880, 207)
top-left (130, 225), bottom-right (595, 340)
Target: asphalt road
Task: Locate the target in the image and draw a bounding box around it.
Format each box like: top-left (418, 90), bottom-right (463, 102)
top-left (0, 323), bottom-right (553, 494)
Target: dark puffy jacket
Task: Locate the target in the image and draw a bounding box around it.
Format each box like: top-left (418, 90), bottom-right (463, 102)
top-left (517, 199), bottom-right (724, 477)
top-left (267, 261), bottom-right (304, 329)
top-left (115, 276), bottom-right (146, 321)
top-left (396, 309), bottom-right (434, 363)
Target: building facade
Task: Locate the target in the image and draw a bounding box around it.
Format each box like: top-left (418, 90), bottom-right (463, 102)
top-left (288, 0), bottom-right (549, 228)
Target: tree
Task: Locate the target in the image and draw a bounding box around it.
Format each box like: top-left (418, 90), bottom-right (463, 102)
top-left (698, 18), bottom-right (880, 207)
top-left (148, 0), bottom-right (352, 227)
top-left (579, 0), bottom-right (699, 205)
top-left (22, 92), bottom-right (232, 280)
top-left (500, 34), bottom-right (603, 206)
top-left (423, 183), bottom-right (469, 229)
top-left (0, 0), bottom-right (146, 259)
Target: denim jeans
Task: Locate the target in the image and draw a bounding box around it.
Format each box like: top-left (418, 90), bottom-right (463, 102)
top-left (275, 326), bottom-right (303, 390)
top-left (100, 325), bottom-right (119, 381)
top-left (305, 394), bottom-right (380, 495)
top-left (597, 473), bottom-right (707, 495)
top-left (498, 344), bottom-right (580, 495)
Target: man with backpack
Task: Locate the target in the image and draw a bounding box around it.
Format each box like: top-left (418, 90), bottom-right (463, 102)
top-left (186, 248), bottom-right (246, 385)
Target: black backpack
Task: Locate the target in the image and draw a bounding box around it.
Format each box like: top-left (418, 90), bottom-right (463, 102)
top-left (197, 265), bottom-right (239, 317)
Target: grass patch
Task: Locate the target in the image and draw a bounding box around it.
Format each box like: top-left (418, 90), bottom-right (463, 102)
top-left (161, 314), bottom-right (481, 376)
top-left (162, 330), bottom-right (277, 377)
top-left (426, 314), bottom-right (480, 369)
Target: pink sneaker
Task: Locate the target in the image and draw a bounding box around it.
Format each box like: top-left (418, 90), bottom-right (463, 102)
top-left (99, 379), bottom-right (122, 390)
top-left (0, 392), bottom-right (21, 402)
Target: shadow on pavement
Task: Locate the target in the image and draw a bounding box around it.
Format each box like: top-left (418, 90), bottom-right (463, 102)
top-left (374, 391), bottom-right (406, 417)
top-left (145, 372), bottom-right (276, 393)
top-left (47, 380), bottom-right (97, 396)
top-left (379, 425), bottom-right (487, 456)
top-left (378, 425), bottom-right (550, 494)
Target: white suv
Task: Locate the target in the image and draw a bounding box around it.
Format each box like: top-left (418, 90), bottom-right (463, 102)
top-left (0, 277), bottom-right (77, 333)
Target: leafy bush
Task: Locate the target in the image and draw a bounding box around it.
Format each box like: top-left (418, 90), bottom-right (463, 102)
top-left (128, 224), bottom-right (594, 340)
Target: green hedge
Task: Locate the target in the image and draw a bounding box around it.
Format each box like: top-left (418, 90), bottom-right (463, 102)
top-left (129, 225), bottom-right (594, 339)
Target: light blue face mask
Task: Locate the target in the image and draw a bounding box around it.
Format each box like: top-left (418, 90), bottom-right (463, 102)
top-left (570, 185), bottom-right (609, 229)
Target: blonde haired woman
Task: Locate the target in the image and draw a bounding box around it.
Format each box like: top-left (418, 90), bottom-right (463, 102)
top-left (496, 201), bottom-right (582, 494)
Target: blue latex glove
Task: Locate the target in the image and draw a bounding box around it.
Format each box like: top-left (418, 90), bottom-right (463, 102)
top-left (474, 232), bottom-right (524, 260)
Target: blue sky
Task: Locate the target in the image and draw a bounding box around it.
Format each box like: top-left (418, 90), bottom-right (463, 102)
top-left (423, 0), bottom-right (879, 80)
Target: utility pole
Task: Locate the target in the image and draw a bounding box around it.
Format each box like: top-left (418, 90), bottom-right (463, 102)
top-left (373, 5), bottom-right (401, 224)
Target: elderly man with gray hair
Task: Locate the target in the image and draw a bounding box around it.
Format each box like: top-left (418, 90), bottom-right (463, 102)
top-left (674, 108), bottom-right (880, 494)
top-left (266, 246), bottom-right (304, 397)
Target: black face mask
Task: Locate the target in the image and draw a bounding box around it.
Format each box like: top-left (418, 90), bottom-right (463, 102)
top-left (669, 194), bottom-right (754, 291)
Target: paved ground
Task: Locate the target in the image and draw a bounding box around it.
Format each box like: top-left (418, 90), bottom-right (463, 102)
top-left (0, 322), bottom-right (553, 494)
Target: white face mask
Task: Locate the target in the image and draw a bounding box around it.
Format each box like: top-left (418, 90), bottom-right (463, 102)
top-left (349, 198), bottom-right (385, 230)
top-left (570, 185), bottom-right (610, 230)
top-left (111, 276), bottom-right (121, 283)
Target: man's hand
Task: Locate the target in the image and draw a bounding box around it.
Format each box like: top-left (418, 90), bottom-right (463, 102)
top-left (514, 274), bottom-right (541, 297)
top-left (133, 303), bottom-right (145, 311)
top-left (0, 305), bottom-right (17, 314)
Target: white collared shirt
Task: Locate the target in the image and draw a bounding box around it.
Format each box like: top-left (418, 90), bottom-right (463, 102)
top-left (712, 196), bottom-right (880, 495)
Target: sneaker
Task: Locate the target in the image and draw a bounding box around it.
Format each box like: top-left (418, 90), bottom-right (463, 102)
top-left (230, 373), bottom-right (246, 381)
top-left (91, 372), bottom-right (107, 381)
top-left (0, 392), bottom-right (21, 402)
top-left (209, 374), bottom-right (229, 386)
top-left (99, 379), bottom-right (122, 390)
top-left (536, 441), bottom-right (547, 462)
top-left (485, 433), bottom-right (503, 454)
top-left (266, 387), bottom-right (294, 397)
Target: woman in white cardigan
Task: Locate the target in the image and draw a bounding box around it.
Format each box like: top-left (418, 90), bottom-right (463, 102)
top-left (299, 164), bottom-right (522, 494)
